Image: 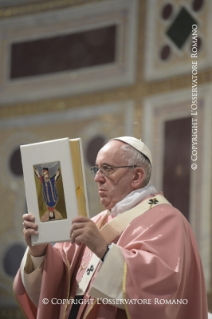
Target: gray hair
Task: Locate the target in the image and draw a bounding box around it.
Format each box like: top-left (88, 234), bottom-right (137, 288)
top-left (119, 143), bottom-right (152, 187)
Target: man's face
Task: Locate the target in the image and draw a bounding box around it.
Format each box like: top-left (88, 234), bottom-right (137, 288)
top-left (43, 170), bottom-right (49, 180)
top-left (94, 140), bottom-right (135, 210)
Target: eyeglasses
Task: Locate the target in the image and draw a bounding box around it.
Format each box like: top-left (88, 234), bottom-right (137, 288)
top-left (90, 164), bottom-right (139, 177)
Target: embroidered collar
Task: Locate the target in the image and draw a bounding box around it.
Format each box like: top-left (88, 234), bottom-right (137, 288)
top-left (110, 183), bottom-right (157, 216)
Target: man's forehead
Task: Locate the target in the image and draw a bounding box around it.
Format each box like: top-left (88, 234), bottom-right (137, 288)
top-left (101, 140), bottom-right (123, 152)
top-left (96, 140), bottom-right (124, 162)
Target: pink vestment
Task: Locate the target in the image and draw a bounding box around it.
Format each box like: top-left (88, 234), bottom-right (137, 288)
top-left (14, 196), bottom-right (208, 319)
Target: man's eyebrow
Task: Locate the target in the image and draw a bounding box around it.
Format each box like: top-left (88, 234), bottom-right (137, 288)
top-left (95, 163), bottom-right (112, 167)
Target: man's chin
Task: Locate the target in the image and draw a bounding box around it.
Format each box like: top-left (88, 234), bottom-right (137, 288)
top-left (100, 198), bottom-right (115, 210)
top-left (100, 197), bottom-right (110, 210)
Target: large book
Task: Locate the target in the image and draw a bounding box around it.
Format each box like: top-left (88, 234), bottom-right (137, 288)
top-left (20, 137), bottom-right (89, 245)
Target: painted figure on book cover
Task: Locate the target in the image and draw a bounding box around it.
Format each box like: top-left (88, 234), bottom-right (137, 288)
top-left (33, 161), bottom-right (67, 222)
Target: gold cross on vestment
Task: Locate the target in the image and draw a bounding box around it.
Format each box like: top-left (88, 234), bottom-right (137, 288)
top-left (148, 198), bottom-right (159, 209)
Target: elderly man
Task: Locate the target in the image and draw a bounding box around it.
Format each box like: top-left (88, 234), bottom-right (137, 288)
top-left (14, 136), bottom-right (208, 319)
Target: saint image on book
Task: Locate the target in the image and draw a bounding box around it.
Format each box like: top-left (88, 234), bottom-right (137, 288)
top-left (33, 161), bottom-right (67, 222)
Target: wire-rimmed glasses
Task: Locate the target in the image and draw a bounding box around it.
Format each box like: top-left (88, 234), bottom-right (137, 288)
top-left (90, 164), bottom-right (138, 177)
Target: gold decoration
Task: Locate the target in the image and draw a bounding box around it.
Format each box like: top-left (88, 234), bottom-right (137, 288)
top-left (76, 186), bottom-right (81, 199)
top-left (148, 198), bottom-right (159, 209)
top-left (70, 140), bottom-right (87, 217)
top-left (122, 261), bottom-right (131, 319)
top-left (0, 0), bottom-right (105, 18)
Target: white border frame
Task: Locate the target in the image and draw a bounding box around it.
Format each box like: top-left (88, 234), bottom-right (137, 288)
top-left (21, 137), bottom-right (87, 245)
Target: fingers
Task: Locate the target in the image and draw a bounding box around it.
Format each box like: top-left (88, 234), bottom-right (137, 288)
top-left (22, 213), bottom-right (38, 247)
top-left (72, 216), bottom-right (90, 224)
top-left (23, 220), bottom-right (38, 230)
top-left (70, 219), bottom-right (95, 240)
top-left (70, 219), bottom-right (94, 238)
top-left (23, 213), bottom-right (35, 222)
top-left (71, 221), bottom-right (86, 232)
top-left (70, 229), bottom-right (83, 245)
top-left (70, 222), bottom-right (108, 258)
top-left (23, 227), bottom-right (38, 249)
top-left (70, 222), bottom-right (86, 244)
top-left (70, 219), bottom-right (99, 248)
top-left (22, 213), bottom-right (38, 231)
top-left (23, 227), bottom-right (38, 238)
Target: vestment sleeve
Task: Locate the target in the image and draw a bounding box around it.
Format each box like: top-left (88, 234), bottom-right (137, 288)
top-left (20, 247), bottom-right (45, 306)
top-left (89, 244), bottom-right (125, 309)
top-left (14, 243), bottom-right (70, 319)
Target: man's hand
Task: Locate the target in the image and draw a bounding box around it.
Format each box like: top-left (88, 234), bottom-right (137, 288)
top-left (23, 213), bottom-right (47, 257)
top-left (70, 216), bottom-right (108, 259)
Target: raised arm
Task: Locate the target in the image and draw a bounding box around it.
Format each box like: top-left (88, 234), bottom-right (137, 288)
top-left (22, 213), bottom-right (47, 257)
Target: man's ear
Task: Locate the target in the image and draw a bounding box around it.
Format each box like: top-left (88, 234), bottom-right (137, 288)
top-left (132, 167), bottom-right (145, 189)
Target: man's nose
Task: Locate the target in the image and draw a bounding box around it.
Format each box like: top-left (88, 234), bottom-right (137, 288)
top-left (94, 169), bottom-right (104, 182)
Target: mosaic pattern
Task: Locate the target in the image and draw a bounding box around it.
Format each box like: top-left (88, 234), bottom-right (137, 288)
top-left (166, 7), bottom-right (197, 49)
top-left (144, 0), bottom-right (212, 80)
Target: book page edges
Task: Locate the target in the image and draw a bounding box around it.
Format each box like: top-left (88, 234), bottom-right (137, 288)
top-left (69, 139), bottom-right (88, 218)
